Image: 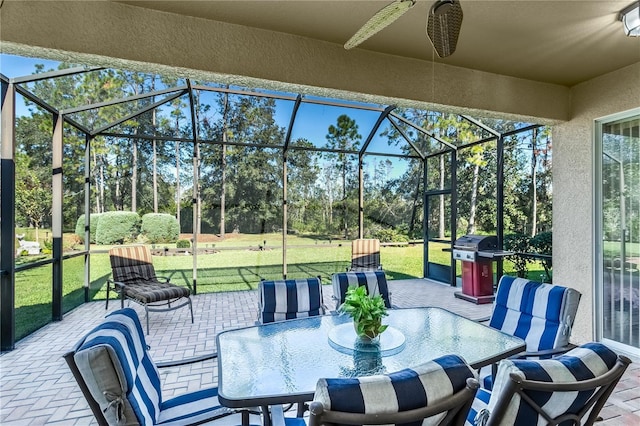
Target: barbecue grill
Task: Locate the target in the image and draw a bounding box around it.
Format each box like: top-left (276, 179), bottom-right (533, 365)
top-left (453, 235), bottom-right (498, 262)
top-left (453, 235), bottom-right (501, 304)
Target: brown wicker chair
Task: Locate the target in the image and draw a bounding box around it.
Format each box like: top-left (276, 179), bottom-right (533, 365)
top-left (106, 245), bottom-right (193, 334)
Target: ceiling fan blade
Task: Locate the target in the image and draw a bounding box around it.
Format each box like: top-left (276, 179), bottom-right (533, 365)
top-left (344, 0), bottom-right (416, 50)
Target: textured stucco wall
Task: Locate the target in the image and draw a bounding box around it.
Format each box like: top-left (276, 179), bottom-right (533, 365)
top-left (554, 62), bottom-right (640, 344)
top-left (0, 0), bottom-right (569, 123)
top-left (2, 0), bottom-right (640, 345)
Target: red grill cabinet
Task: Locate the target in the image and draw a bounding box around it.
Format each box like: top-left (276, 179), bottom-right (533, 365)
top-left (453, 235), bottom-right (498, 304)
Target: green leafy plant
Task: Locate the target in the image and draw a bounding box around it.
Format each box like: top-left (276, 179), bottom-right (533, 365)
top-left (340, 285), bottom-right (388, 340)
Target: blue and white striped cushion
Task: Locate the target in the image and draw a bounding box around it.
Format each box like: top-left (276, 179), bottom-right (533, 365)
top-left (488, 276), bottom-right (580, 353)
top-left (315, 354), bottom-right (476, 426)
top-left (332, 271), bottom-right (391, 309)
top-left (157, 387), bottom-right (232, 425)
top-left (76, 308), bottom-right (162, 424)
top-left (466, 342), bottom-right (618, 426)
top-left (259, 278), bottom-right (324, 323)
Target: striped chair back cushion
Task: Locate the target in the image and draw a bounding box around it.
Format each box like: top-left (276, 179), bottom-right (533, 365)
top-left (351, 238), bottom-right (381, 270)
top-left (74, 308), bottom-right (162, 424)
top-left (110, 245), bottom-right (157, 284)
top-left (484, 342), bottom-right (618, 425)
top-left (314, 354), bottom-right (476, 426)
top-left (332, 271), bottom-right (391, 308)
top-left (259, 277), bottom-right (325, 323)
top-left (489, 275), bottom-right (581, 352)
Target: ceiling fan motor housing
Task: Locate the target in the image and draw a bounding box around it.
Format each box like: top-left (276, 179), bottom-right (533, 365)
top-left (427, 0), bottom-right (463, 57)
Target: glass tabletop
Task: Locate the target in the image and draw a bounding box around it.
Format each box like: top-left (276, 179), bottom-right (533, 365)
top-left (216, 307), bottom-right (525, 407)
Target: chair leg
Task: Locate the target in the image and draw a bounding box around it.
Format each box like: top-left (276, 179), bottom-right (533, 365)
top-left (145, 305), bottom-right (150, 335)
top-left (188, 297), bottom-right (194, 324)
top-left (105, 284), bottom-right (110, 310)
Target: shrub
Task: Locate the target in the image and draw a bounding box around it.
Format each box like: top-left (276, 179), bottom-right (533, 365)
top-left (371, 228), bottom-right (409, 243)
top-left (140, 213), bottom-right (180, 243)
top-left (95, 211), bottom-right (140, 245)
top-left (530, 231), bottom-right (552, 255)
top-left (75, 213), bottom-right (103, 243)
top-left (503, 233), bottom-right (532, 278)
top-left (176, 239), bottom-right (191, 249)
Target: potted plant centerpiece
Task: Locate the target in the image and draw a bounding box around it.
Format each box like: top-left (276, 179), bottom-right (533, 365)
top-left (340, 285), bottom-right (389, 343)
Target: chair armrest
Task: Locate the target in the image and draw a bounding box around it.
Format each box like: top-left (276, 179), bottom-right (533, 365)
top-left (511, 344), bottom-right (577, 359)
top-left (155, 276), bottom-right (171, 283)
top-left (155, 352), bottom-right (217, 368)
top-left (107, 279), bottom-right (126, 290)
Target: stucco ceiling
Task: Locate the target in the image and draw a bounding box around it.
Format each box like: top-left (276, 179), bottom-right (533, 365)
top-left (116, 0), bottom-right (640, 87)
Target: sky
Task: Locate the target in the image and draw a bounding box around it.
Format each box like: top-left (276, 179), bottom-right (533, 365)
top-left (0, 53), bottom-right (411, 179)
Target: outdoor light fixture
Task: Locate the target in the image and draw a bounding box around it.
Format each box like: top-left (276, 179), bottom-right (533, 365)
top-left (427, 0), bottom-right (464, 58)
top-left (620, 1), bottom-right (640, 36)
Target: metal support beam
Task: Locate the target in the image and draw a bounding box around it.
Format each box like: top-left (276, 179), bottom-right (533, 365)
top-left (450, 150), bottom-right (458, 287)
top-left (360, 106), bottom-right (395, 156)
top-left (52, 113), bottom-right (64, 321)
top-left (1, 80), bottom-right (16, 350)
top-left (283, 155), bottom-right (288, 279)
top-left (358, 157), bottom-right (364, 239)
top-left (187, 80), bottom-right (199, 295)
top-left (283, 95), bottom-right (302, 152)
top-left (422, 158), bottom-right (428, 279)
top-left (496, 135), bottom-right (505, 280)
top-left (84, 135), bottom-right (91, 302)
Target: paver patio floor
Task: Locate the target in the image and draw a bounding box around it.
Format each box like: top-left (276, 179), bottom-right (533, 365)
top-left (1, 279), bottom-right (638, 425)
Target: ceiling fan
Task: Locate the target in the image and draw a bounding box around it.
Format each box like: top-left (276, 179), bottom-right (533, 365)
top-left (344, 0), bottom-right (464, 58)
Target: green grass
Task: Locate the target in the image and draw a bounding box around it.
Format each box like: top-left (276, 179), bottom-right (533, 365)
top-left (13, 234), bottom-right (550, 341)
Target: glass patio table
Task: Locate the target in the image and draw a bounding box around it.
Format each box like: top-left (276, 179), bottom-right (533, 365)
top-left (216, 307), bottom-right (525, 416)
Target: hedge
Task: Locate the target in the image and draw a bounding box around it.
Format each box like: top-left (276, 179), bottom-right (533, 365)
top-left (95, 211), bottom-right (140, 245)
top-left (141, 213), bottom-right (180, 243)
top-left (74, 213), bottom-right (103, 243)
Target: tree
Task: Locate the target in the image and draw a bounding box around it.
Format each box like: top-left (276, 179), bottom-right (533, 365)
top-left (15, 154), bottom-right (52, 242)
top-left (326, 115), bottom-right (361, 238)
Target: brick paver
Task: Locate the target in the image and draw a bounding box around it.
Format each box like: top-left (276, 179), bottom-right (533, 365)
top-left (0, 279), bottom-right (637, 425)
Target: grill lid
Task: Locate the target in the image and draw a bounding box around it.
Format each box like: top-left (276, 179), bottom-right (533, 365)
top-left (453, 235), bottom-right (498, 251)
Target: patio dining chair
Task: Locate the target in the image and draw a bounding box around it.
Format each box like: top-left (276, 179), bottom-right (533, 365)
top-left (350, 238), bottom-right (382, 272)
top-left (331, 270), bottom-right (392, 310)
top-left (107, 245), bottom-right (193, 334)
top-left (258, 276), bottom-right (326, 324)
top-left (466, 342), bottom-right (631, 426)
top-left (272, 354), bottom-right (479, 426)
top-left (63, 308), bottom-right (239, 426)
top-left (479, 275), bottom-right (581, 390)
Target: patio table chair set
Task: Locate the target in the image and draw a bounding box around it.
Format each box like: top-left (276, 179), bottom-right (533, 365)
top-left (84, 243), bottom-right (631, 425)
top-left (64, 306), bottom-right (630, 426)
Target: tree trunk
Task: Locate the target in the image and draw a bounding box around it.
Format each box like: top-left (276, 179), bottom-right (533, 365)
top-left (408, 168), bottom-right (421, 237)
top-left (467, 163), bottom-right (480, 234)
top-left (176, 140), bottom-right (181, 227)
top-left (99, 161), bottom-right (105, 213)
top-left (93, 149), bottom-right (101, 213)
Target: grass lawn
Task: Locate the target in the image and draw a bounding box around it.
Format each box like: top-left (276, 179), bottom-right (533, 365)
top-left (13, 233), bottom-right (549, 341)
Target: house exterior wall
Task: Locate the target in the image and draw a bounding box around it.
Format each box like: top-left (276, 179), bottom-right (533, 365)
top-left (2, 0), bottom-right (639, 347)
top-left (554, 62), bottom-right (640, 344)
top-left (0, 0), bottom-right (569, 123)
